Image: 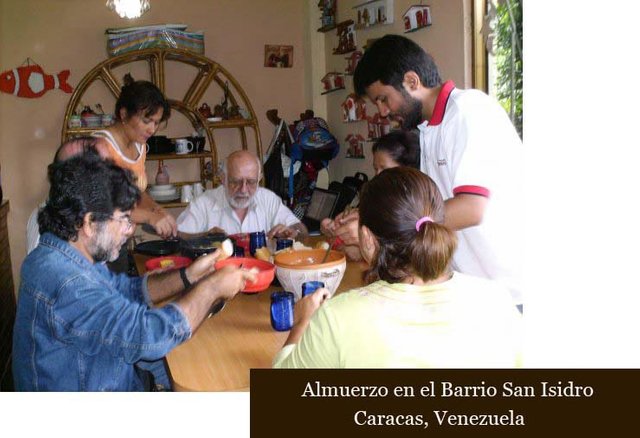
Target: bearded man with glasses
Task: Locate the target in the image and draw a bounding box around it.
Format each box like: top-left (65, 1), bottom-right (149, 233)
top-left (177, 150), bottom-right (307, 240)
top-left (13, 151), bottom-right (255, 391)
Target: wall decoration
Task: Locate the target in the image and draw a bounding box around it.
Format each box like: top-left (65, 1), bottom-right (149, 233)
top-left (264, 45), bottom-right (293, 68)
top-left (403, 5), bottom-right (432, 33)
top-left (354, 0), bottom-right (394, 29)
top-left (345, 133), bottom-right (366, 158)
top-left (0, 58), bottom-right (72, 98)
top-left (367, 112), bottom-right (391, 139)
top-left (318, 0), bottom-right (338, 32)
top-left (341, 93), bottom-right (367, 122)
top-left (321, 72), bottom-right (345, 94)
top-left (344, 50), bottom-right (363, 75)
top-left (333, 21), bottom-right (357, 54)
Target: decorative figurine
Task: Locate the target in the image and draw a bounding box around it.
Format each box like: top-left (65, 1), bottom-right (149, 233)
top-left (403, 5), bottom-right (432, 33)
top-left (198, 103), bottom-right (213, 118)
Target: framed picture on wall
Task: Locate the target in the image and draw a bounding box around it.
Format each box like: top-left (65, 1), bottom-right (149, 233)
top-left (264, 45), bottom-right (293, 68)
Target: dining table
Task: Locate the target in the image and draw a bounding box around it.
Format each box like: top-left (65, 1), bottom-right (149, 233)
top-left (133, 238), bottom-right (367, 391)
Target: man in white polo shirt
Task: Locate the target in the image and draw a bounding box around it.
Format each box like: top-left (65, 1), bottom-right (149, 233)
top-left (351, 34), bottom-right (523, 309)
top-left (177, 150), bottom-right (307, 239)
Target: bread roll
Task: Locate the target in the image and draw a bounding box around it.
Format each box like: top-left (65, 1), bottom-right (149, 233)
top-left (218, 238), bottom-right (234, 260)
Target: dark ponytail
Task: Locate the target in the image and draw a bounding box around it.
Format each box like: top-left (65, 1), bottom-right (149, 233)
top-left (359, 167), bottom-right (457, 284)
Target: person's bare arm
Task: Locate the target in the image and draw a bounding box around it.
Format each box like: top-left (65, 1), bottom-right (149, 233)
top-left (145, 251), bottom-right (221, 303)
top-left (178, 226), bottom-right (227, 239)
top-left (132, 192), bottom-right (177, 238)
top-left (283, 288), bottom-right (330, 346)
top-left (173, 265), bottom-right (255, 332)
top-left (268, 222), bottom-right (309, 240)
top-left (443, 194), bottom-right (488, 231)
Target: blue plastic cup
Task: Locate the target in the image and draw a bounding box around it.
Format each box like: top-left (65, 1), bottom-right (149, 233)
top-left (276, 238), bottom-right (294, 251)
top-left (270, 291), bottom-right (294, 331)
top-left (301, 281), bottom-right (325, 298)
top-left (249, 231), bottom-right (267, 256)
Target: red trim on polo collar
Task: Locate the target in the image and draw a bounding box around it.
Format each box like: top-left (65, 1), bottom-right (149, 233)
top-left (427, 80), bottom-right (456, 126)
top-left (453, 185), bottom-right (490, 198)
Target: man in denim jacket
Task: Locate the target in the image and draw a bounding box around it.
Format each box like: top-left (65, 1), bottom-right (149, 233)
top-left (13, 151), bottom-right (255, 391)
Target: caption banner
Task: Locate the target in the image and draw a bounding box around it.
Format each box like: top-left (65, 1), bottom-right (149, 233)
top-left (250, 369), bottom-right (636, 437)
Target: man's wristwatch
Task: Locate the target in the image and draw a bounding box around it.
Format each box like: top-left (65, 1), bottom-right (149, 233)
top-left (179, 267), bottom-right (192, 289)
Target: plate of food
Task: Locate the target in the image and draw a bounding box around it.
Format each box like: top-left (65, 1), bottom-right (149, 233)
top-left (145, 255), bottom-right (192, 272)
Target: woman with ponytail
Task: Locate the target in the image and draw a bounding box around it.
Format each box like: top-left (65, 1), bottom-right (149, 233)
top-left (274, 167), bottom-right (521, 368)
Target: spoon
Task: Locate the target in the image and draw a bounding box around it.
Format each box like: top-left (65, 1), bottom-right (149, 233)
top-left (320, 237), bottom-right (335, 264)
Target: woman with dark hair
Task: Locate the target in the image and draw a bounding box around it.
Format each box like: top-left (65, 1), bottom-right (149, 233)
top-left (321, 130), bottom-right (420, 262)
top-left (371, 130), bottom-right (419, 174)
top-left (93, 73), bottom-right (176, 239)
top-left (274, 167), bottom-right (521, 368)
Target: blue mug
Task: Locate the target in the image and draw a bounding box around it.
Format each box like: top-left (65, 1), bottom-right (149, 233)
top-left (249, 231), bottom-right (267, 256)
top-left (270, 291), bottom-right (294, 331)
top-left (301, 281), bottom-right (325, 298)
top-left (276, 238), bottom-right (294, 251)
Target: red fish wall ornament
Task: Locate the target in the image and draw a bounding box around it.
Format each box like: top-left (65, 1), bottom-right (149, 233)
top-left (0, 58), bottom-right (72, 98)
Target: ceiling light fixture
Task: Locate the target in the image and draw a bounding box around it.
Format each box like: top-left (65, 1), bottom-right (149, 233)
top-left (106, 0), bottom-right (150, 19)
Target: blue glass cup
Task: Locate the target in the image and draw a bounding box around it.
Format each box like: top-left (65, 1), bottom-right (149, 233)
top-left (302, 281), bottom-right (325, 298)
top-left (232, 245), bottom-right (245, 258)
top-left (276, 238), bottom-right (294, 251)
top-left (249, 231), bottom-right (267, 256)
top-left (270, 291), bottom-right (294, 331)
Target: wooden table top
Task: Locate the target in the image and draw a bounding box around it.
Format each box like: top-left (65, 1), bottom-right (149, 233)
top-left (133, 242), bottom-right (367, 392)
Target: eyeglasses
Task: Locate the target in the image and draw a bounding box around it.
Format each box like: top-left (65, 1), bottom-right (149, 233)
top-left (227, 178), bottom-right (259, 189)
top-left (111, 214), bottom-right (134, 230)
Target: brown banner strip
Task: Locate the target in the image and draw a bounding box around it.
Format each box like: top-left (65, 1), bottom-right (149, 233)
top-left (250, 369), bottom-right (637, 437)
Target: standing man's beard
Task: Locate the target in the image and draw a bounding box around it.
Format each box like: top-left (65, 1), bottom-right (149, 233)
top-left (398, 88), bottom-right (424, 130)
top-left (88, 224), bottom-right (124, 263)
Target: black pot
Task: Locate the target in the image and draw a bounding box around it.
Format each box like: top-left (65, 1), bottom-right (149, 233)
top-left (134, 239), bottom-right (179, 256)
top-left (147, 136), bottom-right (173, 155)
top-left (179, 233), bottom-right (227, 259)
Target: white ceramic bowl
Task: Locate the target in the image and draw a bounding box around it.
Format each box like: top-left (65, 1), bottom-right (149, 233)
top-left (149, 184), bottom-right (176, 195)
top-left (273, 249), bottom-right (346, 301)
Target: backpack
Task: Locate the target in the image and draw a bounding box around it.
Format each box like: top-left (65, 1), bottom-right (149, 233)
top-left (287, 117), bottom-right (340, 203)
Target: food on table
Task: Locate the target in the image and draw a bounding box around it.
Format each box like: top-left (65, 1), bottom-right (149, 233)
top-left (219, 238), bottom-right (234, 260)
top-left (315, 241), bottom-right (330, 250)
top-left (255, 246), bottom-right (272, 262)
top-left (159, 259), bottom-right (175, 268)
top-left (292, 241), bottom-right (312, 251)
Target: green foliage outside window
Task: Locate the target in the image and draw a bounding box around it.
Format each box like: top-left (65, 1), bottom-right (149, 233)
top-left (494, 0), bottom-right (522, 138)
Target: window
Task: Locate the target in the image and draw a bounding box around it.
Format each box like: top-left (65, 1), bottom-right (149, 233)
top-left (474, 0), bottom-right (523, 138)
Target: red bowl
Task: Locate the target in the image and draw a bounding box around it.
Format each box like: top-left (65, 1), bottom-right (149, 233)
top-left (145, 255), bottom-right (192, 272)
top-left (214, 257), bottom-right (275, 293)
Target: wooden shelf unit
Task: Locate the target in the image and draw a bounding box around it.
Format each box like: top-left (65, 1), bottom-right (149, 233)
top-left (61, 48), bottom-right (262, 205)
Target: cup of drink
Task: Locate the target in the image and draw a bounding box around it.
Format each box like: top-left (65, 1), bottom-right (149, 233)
top-left (270, 291), bottom-right (294, 331)
top-left (302, 281), bottom-right (325, 298)
top-left (249, 231), bottom-right (267, 256)
top-left (276, 238), bottom-right (294, 251)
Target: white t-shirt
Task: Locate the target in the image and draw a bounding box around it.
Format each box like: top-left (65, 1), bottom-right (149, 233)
top-left (176, 186), bottom-right (301, 234)
top-left (418, 81), bottom-right (523, 305)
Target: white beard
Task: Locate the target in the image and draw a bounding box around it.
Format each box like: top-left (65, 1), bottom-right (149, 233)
top-left (225, 189), bottom-right (253, 209)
